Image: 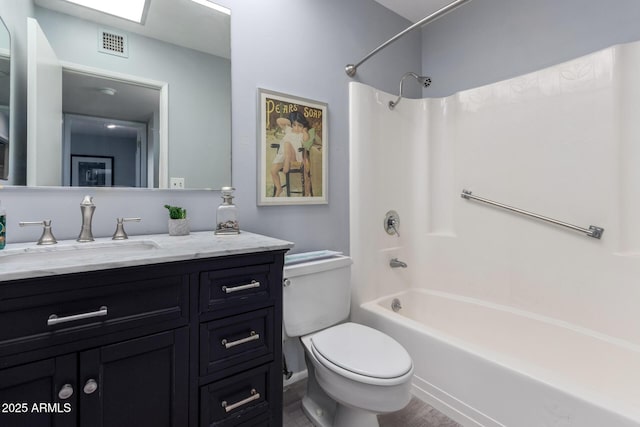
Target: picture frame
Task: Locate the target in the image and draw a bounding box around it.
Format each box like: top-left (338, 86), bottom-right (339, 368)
top-left (71, 155), bottom-right (114, 187)
top-left (258, 88), bottom-right (328, 205)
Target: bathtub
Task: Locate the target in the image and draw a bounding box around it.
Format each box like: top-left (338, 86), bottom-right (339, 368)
top-left (358, 289), bottom-right (640, 427)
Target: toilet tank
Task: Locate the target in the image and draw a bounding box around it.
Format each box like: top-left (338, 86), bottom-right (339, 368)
top-left (283, 255), bottom-right (353, 338)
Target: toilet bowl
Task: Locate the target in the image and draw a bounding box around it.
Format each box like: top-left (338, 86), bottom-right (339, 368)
top-left (283, 255), bottom-right (414, 427)
top-left (302, 322), bottom-right (413, 426)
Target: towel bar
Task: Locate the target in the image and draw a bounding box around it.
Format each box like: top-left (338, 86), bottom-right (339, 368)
top-left (461, 189), bottom-right (604, 239)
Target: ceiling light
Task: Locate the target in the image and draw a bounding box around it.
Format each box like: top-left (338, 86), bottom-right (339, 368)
top-left (190, 0), bottom-right (231, 15)
top-left (63, 0), bottom-right (147, 23)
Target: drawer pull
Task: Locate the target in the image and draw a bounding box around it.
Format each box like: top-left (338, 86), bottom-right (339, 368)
top-left (221, 331), bottom-right (259, 349)
top-left (47, 306), bottom-right (108, 326)
top-left (221, 280), bottom-right (260, 294)
top-left (221, 388), bottom-right (260, 413)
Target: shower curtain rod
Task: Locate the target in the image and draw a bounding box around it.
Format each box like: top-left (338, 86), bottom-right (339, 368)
top-left (345, 0), bottom-right (472, 77)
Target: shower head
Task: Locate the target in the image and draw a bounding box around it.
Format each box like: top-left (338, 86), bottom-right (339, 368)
top-left (389, 72), bottom-right (432, 109)
top-left (414, 75), bottom-right (432, 88)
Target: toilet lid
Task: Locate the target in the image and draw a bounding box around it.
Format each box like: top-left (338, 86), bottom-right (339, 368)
top-left (310, 322), bottom-right (412, 379)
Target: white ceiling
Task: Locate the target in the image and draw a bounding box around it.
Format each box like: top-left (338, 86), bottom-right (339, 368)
top-left (374, 0), bottom-right (461, 23)
top-left (62, 70), bottom-right (160, 127)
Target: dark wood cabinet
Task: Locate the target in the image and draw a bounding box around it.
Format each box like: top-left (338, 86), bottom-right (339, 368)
top-left (0, 354), bottom-right (76, 427)
top-left (0, 250), bottom-right (286, 427)
top-left (79, 328), bottom-right (189, 427)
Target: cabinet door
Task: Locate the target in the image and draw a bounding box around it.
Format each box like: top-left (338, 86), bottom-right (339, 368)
top-left (0, 354), bottom-right (77, 427)
top-left (79, 328), bottom-right (188, 427)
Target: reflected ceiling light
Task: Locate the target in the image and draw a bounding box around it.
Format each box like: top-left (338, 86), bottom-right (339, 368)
top-left (190, 0), bottom-right (231, 15)
top-left (63, 0), bottom-right (147, 23)
top-left (98, 87), bottom-right (117, 96)
top-left (106, 124), bottom-right (117, 129)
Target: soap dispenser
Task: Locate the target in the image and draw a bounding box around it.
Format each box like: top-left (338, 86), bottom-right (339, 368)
top-left (215, 187), bottom-right (239, 235)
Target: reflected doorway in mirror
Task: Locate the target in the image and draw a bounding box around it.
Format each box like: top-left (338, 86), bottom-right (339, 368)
top-left (70, 155), bottom-right (113, 187)
top-left (63, 114), bottom-right (148, 187)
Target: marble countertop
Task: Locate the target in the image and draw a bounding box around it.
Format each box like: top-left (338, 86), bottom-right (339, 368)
top-left (0, 231), bottom-right (294, 282)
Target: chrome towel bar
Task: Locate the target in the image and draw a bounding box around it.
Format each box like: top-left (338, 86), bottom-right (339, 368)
top-left (461, 189), bottom-right (604, 239)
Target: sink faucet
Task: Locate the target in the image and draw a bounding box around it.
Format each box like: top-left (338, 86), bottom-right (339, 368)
top-left (389, 258), bottom-right (407, 268)
top-left (77, 195), bottom-right (96, 242)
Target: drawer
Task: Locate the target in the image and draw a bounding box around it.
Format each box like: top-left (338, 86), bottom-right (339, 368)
top-left (200, 264), bottom-right (273, 314)
top-left (0, 274), bottom-right (188, 356)
top-left (200, 363), bottom-right (276, 427)
top-left (200, 307), bottom-right (274, 377)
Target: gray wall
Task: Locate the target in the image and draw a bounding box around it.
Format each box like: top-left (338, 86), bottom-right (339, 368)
top-left (5, 0), bottom-right (637, 252)
top-left (421, 0), bottom-right (640, 97)
top-left (0, 0), bottom-right (420, 249)
top-left (227, 0), bottom-right (421, 253)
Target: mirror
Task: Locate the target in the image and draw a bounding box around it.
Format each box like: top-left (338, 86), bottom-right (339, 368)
top-left (26, 0), bottom-right (231, 189)
top-left (0, 16), bottom-right (9, 180)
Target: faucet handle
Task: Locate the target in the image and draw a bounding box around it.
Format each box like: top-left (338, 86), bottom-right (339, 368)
top-left (384, 210), bottom-right (400, 237)
top-left (19, 220), bottom-right (58, 245)
top-left (112, 217), bottom-right (141, 240)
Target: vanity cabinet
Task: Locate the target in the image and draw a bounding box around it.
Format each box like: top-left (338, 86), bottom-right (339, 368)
top-left (197, 258), bottom-right (282, 427)
top-left (0, 248), bottom-right (286, 427)
top-left (0, 329), bottom-right (188, 427)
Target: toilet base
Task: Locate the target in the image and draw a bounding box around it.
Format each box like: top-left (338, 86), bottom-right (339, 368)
top-left (301, 395), bottom-right (334, 427)
top-left (301, 370), bottom-right (337, 427)
top-left (301, 346), bottom-right (381, 427)
top-left (334, 404), bottom-right (379, 427)
top-left (302, 393), bottom-right (380, 427)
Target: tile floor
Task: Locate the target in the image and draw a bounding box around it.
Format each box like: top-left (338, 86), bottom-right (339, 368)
top-left (283, 380), bottom-right (462, 427)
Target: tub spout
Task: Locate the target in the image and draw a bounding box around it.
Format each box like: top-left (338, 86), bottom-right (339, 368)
top-left (390, 258), bottom-right (407, 268)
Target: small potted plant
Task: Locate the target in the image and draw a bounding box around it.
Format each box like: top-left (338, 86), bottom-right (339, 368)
top-left (164, 204), bottom-right (189, 236)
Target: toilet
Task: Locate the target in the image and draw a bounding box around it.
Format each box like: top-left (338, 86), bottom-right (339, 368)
top-left (283, 254), bottom-right (414, 427)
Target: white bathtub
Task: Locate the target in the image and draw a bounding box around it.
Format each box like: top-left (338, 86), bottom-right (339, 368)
top-left (359, 289), bottom-right (640, 427)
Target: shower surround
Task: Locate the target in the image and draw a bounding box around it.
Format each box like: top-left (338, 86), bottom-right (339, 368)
top-left (349, 40), bottom-right (640, 426)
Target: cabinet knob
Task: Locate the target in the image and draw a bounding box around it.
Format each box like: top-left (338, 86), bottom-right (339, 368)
top-left (58, 384), bottom-right (74, 400)
top-left (83, 379), bottom-right (98, 395)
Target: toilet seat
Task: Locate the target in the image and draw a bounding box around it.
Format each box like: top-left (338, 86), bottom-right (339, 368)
top-left (309, 322), bottom-right (413, 386)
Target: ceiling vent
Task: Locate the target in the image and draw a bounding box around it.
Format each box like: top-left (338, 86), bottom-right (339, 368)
top-left (98, 28), bottom-right (129, 58)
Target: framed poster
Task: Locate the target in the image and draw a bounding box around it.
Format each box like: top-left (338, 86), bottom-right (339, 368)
top-left (258, 88), bottom-right (328, 205)
top-left (71, 155), bottom-right (114, 187)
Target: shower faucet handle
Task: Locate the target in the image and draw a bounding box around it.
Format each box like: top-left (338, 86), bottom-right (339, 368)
top-left (388, 219), bottom-right (400, 236)
top-left (384, 210), bottom-right (400, 237)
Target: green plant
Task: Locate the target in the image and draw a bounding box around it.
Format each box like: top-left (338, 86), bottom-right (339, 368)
top-left (164, 204), bottom-right (187, 219)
